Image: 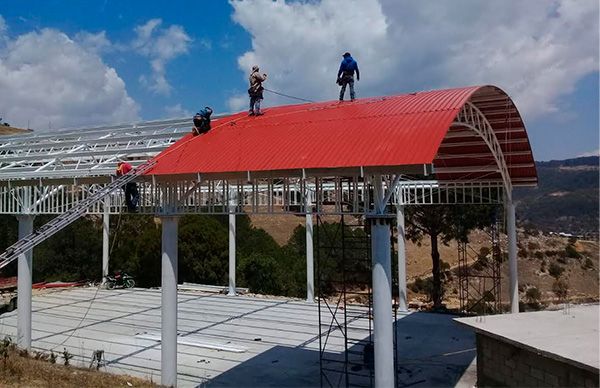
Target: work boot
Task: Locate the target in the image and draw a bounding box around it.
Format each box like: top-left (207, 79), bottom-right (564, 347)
top-left (248, 111), bottom-right (254, 116)
top-left (255, 111), bottom-right (264, 116)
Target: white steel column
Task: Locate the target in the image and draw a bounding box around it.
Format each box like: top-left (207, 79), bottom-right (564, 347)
top-left (102, 196), bottom-right (110, 282)
top-left (396, 205), bottom-right (408, 312)
top-left (371, 175), bottom-right (395, 388)
top-left (161, 216), bottom-right (179, 387)
top-left (305, 190), bottom-right (314, 302)
top-left (228, 192), bottom-right (236, 296)
top-left (506, 199), bottom-right (519, 313)
top-left (16, 214), bottom-right (34, 350)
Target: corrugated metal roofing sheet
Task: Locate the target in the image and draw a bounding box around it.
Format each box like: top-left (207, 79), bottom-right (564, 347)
top-left (148, 85), bottom-right (537, 186)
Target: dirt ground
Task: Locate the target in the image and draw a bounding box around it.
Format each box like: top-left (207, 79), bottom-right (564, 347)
top-left (0, 348), bottom-right (158, 388)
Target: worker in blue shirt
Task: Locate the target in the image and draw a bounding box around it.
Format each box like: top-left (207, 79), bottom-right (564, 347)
top-left (337, 52), bottom-right (360, 101)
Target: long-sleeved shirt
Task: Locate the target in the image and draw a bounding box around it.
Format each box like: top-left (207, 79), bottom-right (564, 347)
top-left (337, 56), bottom-right (360, 80)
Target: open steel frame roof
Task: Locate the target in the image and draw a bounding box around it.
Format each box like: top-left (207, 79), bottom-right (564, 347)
top-left (0, 85), bottom-right (537, 193)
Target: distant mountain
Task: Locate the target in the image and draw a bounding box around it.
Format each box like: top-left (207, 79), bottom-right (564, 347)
top-left (514, 156), bottom-right (599, 236)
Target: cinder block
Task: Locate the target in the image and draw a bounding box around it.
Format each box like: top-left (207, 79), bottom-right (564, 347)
top-left (544, 371), bottom-right (559, 386)
top-left (505, 358), bottom-right (516, 369)
top-left (513, 370), bottom-right (524, 383)
top-left (525, 374), bottom-right (540, 387)
top-left (518, 361), bottom-right (531, 374)
top-left (531, 367), bottom-right (544, 380)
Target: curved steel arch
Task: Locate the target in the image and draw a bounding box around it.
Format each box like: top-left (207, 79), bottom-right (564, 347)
top-left (450, 101), bottom-right (513, 199)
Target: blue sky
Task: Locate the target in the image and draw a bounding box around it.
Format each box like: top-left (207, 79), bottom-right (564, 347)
top-left (0, 0), bottom-right (598, 161)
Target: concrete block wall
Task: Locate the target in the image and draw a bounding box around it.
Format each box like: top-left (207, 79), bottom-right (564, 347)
top-left (476, 334), bottom-right (599, 387)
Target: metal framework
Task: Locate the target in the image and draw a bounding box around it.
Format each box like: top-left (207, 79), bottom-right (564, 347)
top-left (0, 117), bottom-right (196, 182)
top-left (0, 178), bottom-right (505, 216)
top-left (457, 211), bottom-right (503, 314)
top-left (0, 89), bottom-right (531, 387)
top-left (317, 214), bottom-right (376, 388)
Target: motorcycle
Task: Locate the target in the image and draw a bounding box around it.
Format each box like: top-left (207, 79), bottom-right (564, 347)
top-left (104, 271), bottom-right (135, 289)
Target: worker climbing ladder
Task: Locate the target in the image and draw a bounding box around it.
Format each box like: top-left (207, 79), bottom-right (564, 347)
top-left (0, 160), bottom-right (156, 270)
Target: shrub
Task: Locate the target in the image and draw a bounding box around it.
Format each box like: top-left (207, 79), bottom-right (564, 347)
top-left (582, 258), bottom-right (594, 270)
top-left (565, 244), bottom-right (580, 259)
top-left (557, 256), bottom-right (568, 265)
top-left (552, 279), bottom-right (569, 300)
top-left (540, 260), bottom-right (547, 273)
top-left (238, 253), bottom-right (282, 295)
top-left (518, 247), bottom-right (528, 258)
top-left (440, 260), bottom-right (450, 271)
top-left (544, 250), bottom-right (560, 257)
top-left (409, 277), bottom-right (437, 302)
top-left (533, 251), bottom-right (544, 260)
top-left (62, 348), bottom-right (73, 366)
top-left (548, 262), bottom-right (565, 279)
top-left (528, 241), bottom-right (540, 251)
top-left (525, 287), bottom-right (542, 303)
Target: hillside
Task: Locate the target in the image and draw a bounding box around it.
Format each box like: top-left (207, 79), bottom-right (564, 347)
top-left (0, 125), bottom-right (31, 135)
top-left (514, 156), bottom-right (599, 236)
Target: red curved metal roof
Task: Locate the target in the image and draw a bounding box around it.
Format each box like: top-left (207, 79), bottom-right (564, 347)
top-left (148, 85), bottom-right (537, 186)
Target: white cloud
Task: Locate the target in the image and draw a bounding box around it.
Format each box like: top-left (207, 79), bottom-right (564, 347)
top-left (164, 103), bottom-right (191, 118)
top-left (229, 0), bottom-right (599, 119)
top-left (74, 31), bottom-right (112, 53)
top-left (132, 19), bottom-right (192, 95)
top-left (227, 94), bottom-right (248, 112)
top-left (577, 149), bottom-right (599, 157)
top-left (229, 0), bottom-right (392, 109)
top-left (0, 26), bottom-right (139, 130)
top-left (0, 15), bottom-right (6, 35)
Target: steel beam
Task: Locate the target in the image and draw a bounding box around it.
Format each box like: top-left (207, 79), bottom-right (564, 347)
top-left (102, 196), bottom-right (110, 282)
top-left (161, 216), bottom-right (179, 387)
top-left (305, 190), bottom-right (314, 303)
top-left (506, 199), bottom-right (519, 313)
top-left (228, 196), bottom-right (236, 296)
top-left (371, 175), bottom-right (395, 388)
top-left (397, 205), bottom-right (407, 312)
top-left (16, 214), bottom-right (34, 350)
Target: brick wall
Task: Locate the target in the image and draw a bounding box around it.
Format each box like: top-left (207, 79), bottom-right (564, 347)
top-left (476, 334), bottom-right (599, 387)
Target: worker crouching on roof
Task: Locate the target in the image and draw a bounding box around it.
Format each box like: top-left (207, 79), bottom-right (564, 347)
top-left (116, 161), bottom-right (139, 212)
top-left (248, 65), bottom-right (267, 116)
top-left (337, 52), bottom-right (359, 101)
top-left (192, 107), bottom-right (213, 136)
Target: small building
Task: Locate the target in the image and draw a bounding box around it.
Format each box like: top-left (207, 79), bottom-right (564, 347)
top-left (456, 305), bottom-right (599, 387)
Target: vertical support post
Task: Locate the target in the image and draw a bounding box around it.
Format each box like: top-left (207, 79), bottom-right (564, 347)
top-left (396, 205), bottom-right (407, 312)
top-left (228, 190), bottom-right (236, 296)
top-left (506, 198), bottom-right (519, 313)
top-left (371, 175), bottom-right (395, 388)
top-left (305, 189), bottom-right (314, 303)
top-left (17, 214), bottom-right (34, 350)
top-left (161, 216), bottom-right (179, 387)
top-left (102, 196), bottom-right (110, 282)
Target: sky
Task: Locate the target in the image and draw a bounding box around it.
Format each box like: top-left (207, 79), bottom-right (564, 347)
top-left (0, 0), bottom-right (598, 161)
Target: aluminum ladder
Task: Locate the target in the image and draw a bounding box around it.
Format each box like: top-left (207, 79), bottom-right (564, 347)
top-left (0, 161), bottom-right (156, 270)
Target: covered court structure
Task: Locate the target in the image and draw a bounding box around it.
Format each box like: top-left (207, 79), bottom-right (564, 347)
top-left (0, 85), bottom-right (537, 387)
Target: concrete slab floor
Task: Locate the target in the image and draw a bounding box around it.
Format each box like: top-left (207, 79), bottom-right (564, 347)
top-left (0, 287), bottom-right (476, 387)
top-left (456, 304), bottom-right (600, 374)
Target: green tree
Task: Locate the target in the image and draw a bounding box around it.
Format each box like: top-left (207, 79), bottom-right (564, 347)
top-left (109, 215), bottom-right (162, 287)
top-left (405, 204), bottom-right (497, 308)
top-left (178, 215), bottom-right (228, 286)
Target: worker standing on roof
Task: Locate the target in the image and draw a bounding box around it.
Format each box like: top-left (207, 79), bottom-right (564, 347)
top-left (337, 52), bottom-right (359, 101)
top-left (192, 106), bottom-right (213, 136)
top-left (248, 65), bottom-right (267, 116)
top-left (116, 161), bottom-right (139, 212)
